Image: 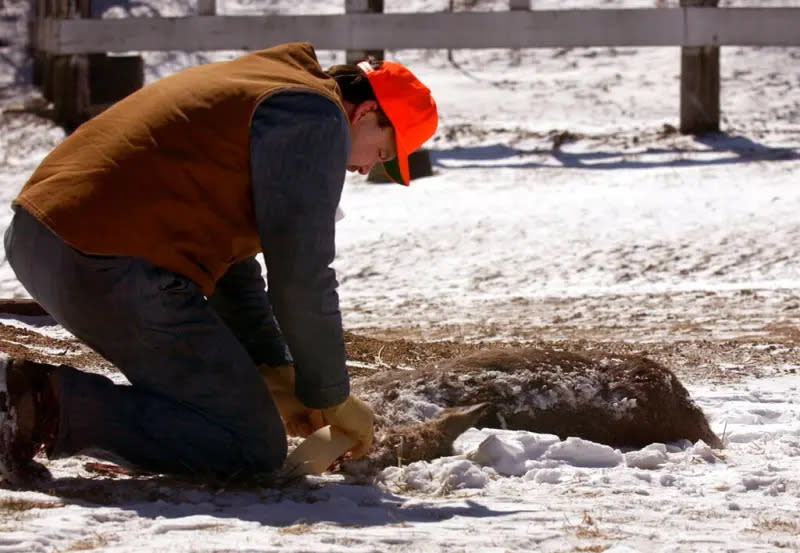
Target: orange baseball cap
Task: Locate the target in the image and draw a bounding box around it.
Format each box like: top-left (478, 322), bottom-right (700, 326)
top-left (357, 60), bottom-right (438, 185)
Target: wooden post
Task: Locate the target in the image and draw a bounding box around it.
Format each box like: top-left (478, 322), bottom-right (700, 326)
top-left (345, 0), bottom-right (384, 64)
top-left (51, 53), bottom-right (90, 129)
top-left (679, 0), bottom-right (720, 134)
top-left (40, 0), bottom-right (144, 128)
top-left (31, 0), bottom-right (47, 86)
top-left (87, 54), bottom-right (144, 112)
top-left (39, 0), bottom-right (59, 99)
top-left (197, 0), bottom-right (216, 15)
top-left (357, 0), bottom-right (432, 184)
top-left (509, 0), bottom-right (528, 65)
top-left (47, 0), bottom-right (91, 129)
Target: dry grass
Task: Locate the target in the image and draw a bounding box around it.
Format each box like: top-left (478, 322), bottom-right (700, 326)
top-left (574, 512), bottom-right (605, 539)
top-left (567, 511), bottom-right (627, 547)
top-left (575, 526), bottom-right (605, 539)
top-left (65, 533), bottom-right (112, 551)
top-left (0, 496), bottom-right (65, 540)
top-left (279, 522), bottom-right (314, 535)
top-left (753, 517), bottom-right (800, 535)
top-left (0, 496), bottom-right (61, 512)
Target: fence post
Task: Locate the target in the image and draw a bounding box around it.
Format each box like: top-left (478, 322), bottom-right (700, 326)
top-left (348, 0), bottom-right (425, 184)
top-left (49, 0), bottom-right (91, 129)
top-left (509, 0), bottom-right (528, 65)
top-left (679, 0), bottom-right (720, 134)
top-left (345, 0), bottom-right (384, 64)
top-left (38, 0), bottom-right (144, 129)
top-left (197, 0), bottom-right (216, 15)
top-left (31, 0), bottom-right (47, 87)
top-left (39, 0), bottom-right (59, 101)
top-left (359, 0), bottom-right (433, 184)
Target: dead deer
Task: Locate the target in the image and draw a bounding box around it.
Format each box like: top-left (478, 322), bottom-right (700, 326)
top-left (344, 347), bottom-right (721, 474)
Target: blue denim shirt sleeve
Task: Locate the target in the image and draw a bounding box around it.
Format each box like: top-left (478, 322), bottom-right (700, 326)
top-left (207, 257), bottom-right (292, 367)
top-left (249, 91), bottom-right (351, 409)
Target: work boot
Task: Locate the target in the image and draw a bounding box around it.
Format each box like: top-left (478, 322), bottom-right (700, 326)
top-left (0, 354), bottom-right (60, 487)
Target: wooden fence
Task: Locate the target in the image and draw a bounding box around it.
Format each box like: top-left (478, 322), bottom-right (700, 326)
top-left (29, 1), bottom-right (800, 135)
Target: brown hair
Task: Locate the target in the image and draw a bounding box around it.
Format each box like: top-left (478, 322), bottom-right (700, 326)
top-left (325, 57), bottom-right (393, 127)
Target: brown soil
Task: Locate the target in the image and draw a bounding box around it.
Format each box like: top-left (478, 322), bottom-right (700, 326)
top-left (345, 330), bottom-right (800, 387)
top-left (0, 320), bottom-right (111, 371)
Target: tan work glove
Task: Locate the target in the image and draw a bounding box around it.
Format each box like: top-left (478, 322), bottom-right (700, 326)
top-left (320, 395), bottom-right (375, 459)
top-left (259, 364), bottom-right (324, 437)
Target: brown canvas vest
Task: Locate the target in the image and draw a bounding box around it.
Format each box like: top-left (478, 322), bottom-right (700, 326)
top-left (15, 42), bottom-right (345, 295)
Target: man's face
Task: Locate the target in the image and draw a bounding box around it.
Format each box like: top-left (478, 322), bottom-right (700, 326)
top-left (347, 100), bottom-right (397, 176)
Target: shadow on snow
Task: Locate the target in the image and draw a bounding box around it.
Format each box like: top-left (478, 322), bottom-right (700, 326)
top-left (14, 473), bottom-right (533, 527)
top-left (431, 132), bottom-right (799, 171)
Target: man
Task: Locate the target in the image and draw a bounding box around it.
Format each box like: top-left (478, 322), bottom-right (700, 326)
top-left (0, 42), bottom-right (438, 485)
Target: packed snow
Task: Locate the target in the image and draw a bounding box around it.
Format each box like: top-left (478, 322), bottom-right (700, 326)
top-left (1, 0), bottom-right (800, 552)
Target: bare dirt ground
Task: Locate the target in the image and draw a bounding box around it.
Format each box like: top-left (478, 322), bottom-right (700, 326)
top-left (341, 287), bottom-right (800, 387)
top-left (348, 327), bottom-right (800, 386)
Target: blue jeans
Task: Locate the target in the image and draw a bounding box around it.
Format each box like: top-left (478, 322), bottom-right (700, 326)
top-left (4, 208), bottom-right (287, 476)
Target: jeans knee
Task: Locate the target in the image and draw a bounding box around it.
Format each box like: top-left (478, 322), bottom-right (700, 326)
top-left (242, 418), bottom-right (287, 474)
top-left (260, 429), bottom-right (288, 472)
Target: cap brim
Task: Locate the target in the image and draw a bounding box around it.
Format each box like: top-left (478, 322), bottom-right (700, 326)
top-left (382, 149), bottom-right (410, 186)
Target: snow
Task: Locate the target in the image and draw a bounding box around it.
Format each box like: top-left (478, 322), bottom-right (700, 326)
top-left (2, 0), bottom-right (800, 551)
top-left (4, 378), bottom-right (799, 552)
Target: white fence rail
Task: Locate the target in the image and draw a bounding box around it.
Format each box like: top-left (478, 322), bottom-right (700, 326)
top-left (30, 3), bottom-right (800, 136)
top-left (35, 8), bottom-right (800, 55)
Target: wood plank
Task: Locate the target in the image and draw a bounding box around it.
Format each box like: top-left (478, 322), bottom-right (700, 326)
top-left (345, 0), bottom-right (383, 64)
top-left (42, 8), bottom-right (800, 55)
top-left (197, 0), bottom-right (215, 16)
top-left (0, 299), bottom-right (49, 317)
top-left (46, 10), bottom-right (681, 53)
top-left (686, 8), bottom-right (800, 46)
top-left (32, 16), bottom-right (53, 51)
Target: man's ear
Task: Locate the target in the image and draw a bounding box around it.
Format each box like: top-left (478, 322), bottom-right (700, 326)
top-left (350, 100), bottom-right (380, 124)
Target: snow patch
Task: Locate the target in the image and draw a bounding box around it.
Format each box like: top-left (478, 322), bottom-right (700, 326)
top-left (625, 443), bottom-right (669, 470)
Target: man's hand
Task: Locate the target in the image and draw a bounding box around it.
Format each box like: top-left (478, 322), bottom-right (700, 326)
top-left (259, 364), bottom-right (325, 437)
top-left (260, 365), bottom-right (375, 458)
top-left (321, 395), bottom-right (375, 459)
